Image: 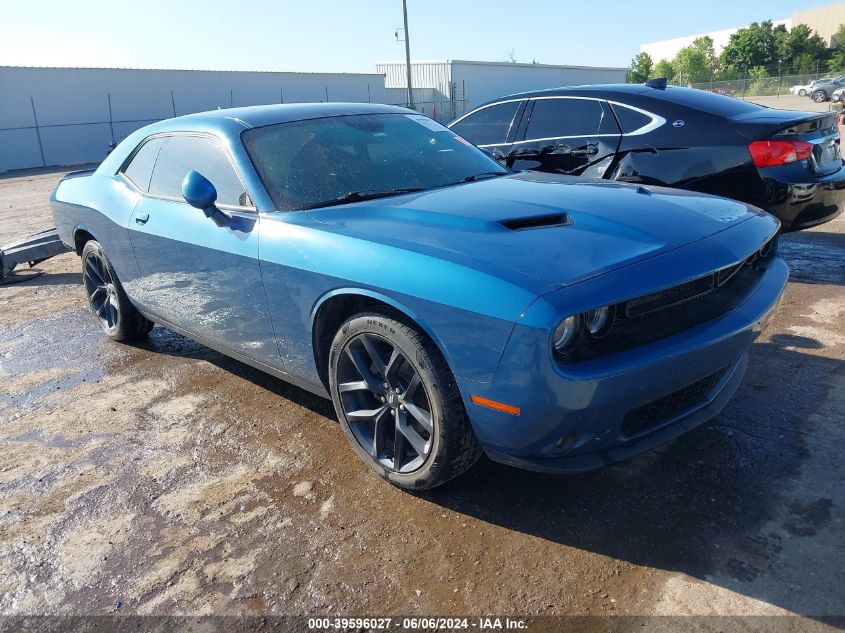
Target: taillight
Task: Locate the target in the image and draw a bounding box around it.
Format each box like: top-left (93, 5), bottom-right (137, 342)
top-left (748, 140), bottom-right (813, 168)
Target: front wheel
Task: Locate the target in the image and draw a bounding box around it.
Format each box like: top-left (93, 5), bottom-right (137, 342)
top-left (328, 311), bottom-right (482, 490)
top-left (812, 90), bottom-right (827, 103)
top-left (798, 89), bottom-right (807, 97)
top-left (81, 240), bottom-right (153, 341)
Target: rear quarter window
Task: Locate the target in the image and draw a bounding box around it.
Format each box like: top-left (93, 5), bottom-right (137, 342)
top-left (611, 105), bottom-right (652, 133)
top-left (647, 87), bottom-right (762, 118)
top-left (122, 137), bottom-right (164, 191)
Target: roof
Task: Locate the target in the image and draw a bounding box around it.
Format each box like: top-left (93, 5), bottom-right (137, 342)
top-left (473, 83), bottom-right (653, 106)
top-left (155, 102), bottom-right (414, 131)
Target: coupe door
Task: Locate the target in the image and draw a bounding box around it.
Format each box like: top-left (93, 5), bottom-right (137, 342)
top-left (509, 97), bottom-right (621, 177)
top-left (125, 134), bottom-right (279, 367)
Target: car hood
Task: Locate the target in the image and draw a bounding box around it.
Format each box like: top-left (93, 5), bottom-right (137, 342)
top-left (305, 172), bottom-right (760, 290)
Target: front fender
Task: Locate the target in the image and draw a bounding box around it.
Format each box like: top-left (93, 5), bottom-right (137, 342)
top-left (259, 213), bottom-right (542, 383)
top-left (310, 287), bottom-right (454, 368)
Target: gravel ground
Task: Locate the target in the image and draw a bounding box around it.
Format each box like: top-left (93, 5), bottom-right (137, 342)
top-left (0, 167), bottom-right (843, 626)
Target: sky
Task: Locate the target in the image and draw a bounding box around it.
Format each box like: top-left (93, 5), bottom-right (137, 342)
top-left (0, 0), bottom-right (838, 73)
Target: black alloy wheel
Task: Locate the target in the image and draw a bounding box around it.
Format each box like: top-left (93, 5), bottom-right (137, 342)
top-left (83, 246), bottom-right (120, 332)
top-left (80, 240), bottom-right (153, 341)
top-left (336, 332), bottom-right (434, 473)
top-left (328, 311), bottom-right (482, 490)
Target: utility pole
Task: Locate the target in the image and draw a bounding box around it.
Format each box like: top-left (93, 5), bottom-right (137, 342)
top-left (402, 0), bottom-right (414, 109)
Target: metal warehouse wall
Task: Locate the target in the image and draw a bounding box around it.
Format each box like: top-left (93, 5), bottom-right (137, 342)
top-left (376, 60), bottom-right (628, 124)
top-left (0, 67), bottom-right (388, 172)
top-left (450, 61), bottom-right (629, 112)
top-left (377, 62), bottom-right (455, 121)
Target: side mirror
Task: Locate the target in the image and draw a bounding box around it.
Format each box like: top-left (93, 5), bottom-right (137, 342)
top-left (182, 171), bottom-right (229, 227)
top-left (508, 147), bottom-right (542, 159)
top-left (182, 170), bottom-right (217, 210)
top-left (542, 143), bottom-right (572, 155)
top-left (480, 148), bottom-right (506, 163)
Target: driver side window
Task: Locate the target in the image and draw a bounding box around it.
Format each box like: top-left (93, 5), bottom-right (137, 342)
top-left (148, 135), bottom-right (249, 207)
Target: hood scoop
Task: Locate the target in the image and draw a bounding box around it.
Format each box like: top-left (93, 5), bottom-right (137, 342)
top-left (501, 213), bottom-right (571, 231)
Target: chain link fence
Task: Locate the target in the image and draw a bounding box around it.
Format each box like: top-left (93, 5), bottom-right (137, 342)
top-left (384, 99), bottom-right (470, 124)
top-left (689, 71), bottom-right (844, 98)
top-left (0, 67), bottom-right (388, 172)
top-left (384, 83), bottom-right (471, 124)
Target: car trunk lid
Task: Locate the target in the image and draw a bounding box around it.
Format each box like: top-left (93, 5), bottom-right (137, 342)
top-left (732, 110), bottom-right (842, 177)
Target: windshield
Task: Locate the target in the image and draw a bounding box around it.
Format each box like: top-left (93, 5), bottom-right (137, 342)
top-left (241, 112), bottom-right (507, 211)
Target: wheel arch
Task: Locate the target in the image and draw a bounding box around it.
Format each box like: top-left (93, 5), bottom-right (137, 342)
top-left (310, 288), bottom-right (454, 390)
top-left (72, 225), bottom-right (97, 255)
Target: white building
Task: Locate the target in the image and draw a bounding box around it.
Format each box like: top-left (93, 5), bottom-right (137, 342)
top-left (376, 60), bottom-right (629, 122)
top-left (640, 3), bottom-right (845, 63)
top-left (640, 20), bottom-right (791, 63)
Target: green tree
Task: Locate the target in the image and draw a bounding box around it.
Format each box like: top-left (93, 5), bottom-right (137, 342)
top-left (629, 52), bottom-right (653, 83)
top-left (829, 24), bottom-right (845, 71)
top-left (720, 21), bottom-right (784, 72)
top-left (650, 58), bottom-right (675, 82)
top-left (673, 37), bottom-right (716, 84)
top-left (776, 23), bottom-right (828, 73)
top-left (793, 52), bottom-right (818, 74)
top-left (691, 36), bottom-right (718, 68)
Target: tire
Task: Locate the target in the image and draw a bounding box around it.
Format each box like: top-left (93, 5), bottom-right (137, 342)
top-left (812, 90), bottom-right (827, 103)
top-left (798, 89), bottom-right (807, 97)
top-left (81, 240), bottom-right (153, 341)
top-left (328, 311), bottom-right (482, 490)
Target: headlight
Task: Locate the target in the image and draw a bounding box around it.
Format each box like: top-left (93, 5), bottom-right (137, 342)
top-left (585, 306), bottom-right (613, 337)
top-left (553, 314), bottom-right (582, 352)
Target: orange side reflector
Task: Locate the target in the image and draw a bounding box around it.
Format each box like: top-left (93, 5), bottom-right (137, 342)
top-left (470, 395), bottom-right (521, 416)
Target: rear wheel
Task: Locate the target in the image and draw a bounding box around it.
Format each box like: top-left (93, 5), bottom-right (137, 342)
top-left (812, 90), bottom-right (827, 103)
top-left (328, 311), bottom-right (482, 490)
top-left (81, 240), bottom-right (153, 341)
top-left (798, 89), bottom-right (807, 97)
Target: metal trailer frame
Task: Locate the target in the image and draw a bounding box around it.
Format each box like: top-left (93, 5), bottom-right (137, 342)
top-left (0, 227), bottom-right (70, 283)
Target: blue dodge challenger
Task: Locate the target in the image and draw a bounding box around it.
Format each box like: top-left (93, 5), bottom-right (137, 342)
top-left (51, 103), bottom-right (788, 490)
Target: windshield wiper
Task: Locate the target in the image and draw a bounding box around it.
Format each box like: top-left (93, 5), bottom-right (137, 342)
top-left (462, 171), bottom-right (509, 183)
top-left (301, 188), bottom-right (425, 210)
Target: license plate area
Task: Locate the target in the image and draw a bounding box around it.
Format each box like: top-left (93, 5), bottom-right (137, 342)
top-left (812, 138), bottom-right (841, 174)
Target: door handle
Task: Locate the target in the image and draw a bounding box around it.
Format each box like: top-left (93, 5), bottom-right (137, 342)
top-left (508, 147), bottom-right (542, 159)
top-left (135, 212), bottom-right (149, 225)
top-left (570, 144), bottom-right (598, 157)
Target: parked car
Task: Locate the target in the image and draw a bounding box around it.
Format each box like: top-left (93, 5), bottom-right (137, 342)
top-left (832, 87), bottom-right (845, 103)
top-left (789, 84), bottom-right (811, 96)
top-left (52, 103), bottom-right (787, 490)
top-left (808, 75), bottom-right (845, 102)
top-left (449, 82), bottom-right (845, 232)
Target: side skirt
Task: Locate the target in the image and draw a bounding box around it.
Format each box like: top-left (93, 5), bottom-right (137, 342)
top-left (137, 309), bottom-right (331, 400)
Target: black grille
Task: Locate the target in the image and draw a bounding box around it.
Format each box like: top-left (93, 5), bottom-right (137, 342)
top-left (561, 235), bottom-right (778, 364)
top-left (625, 275), bottom-right (715, 318)
top-left (620, 367), bottom-right (728, 437)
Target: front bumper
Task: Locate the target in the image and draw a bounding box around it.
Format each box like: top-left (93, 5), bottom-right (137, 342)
top-left (457, 251), bottom-right (788, 475)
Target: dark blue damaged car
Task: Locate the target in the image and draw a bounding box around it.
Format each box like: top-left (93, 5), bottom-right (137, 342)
top-left (51, 103), bottom-right (787, 490)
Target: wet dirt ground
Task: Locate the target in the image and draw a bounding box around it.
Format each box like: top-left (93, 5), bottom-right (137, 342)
top-left (0, 168), bottom-right (843, 624)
